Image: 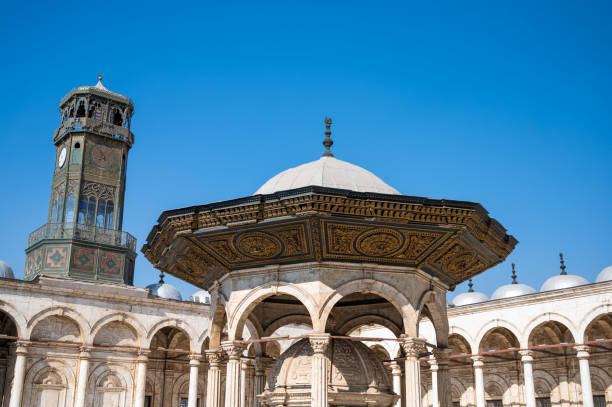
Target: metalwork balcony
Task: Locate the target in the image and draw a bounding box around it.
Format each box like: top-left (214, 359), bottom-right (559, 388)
top-left (28, 223), bottom-right (137, 252)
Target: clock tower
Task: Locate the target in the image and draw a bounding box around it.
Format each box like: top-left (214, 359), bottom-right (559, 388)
top-left (25, 76), bottom-right (137, 284)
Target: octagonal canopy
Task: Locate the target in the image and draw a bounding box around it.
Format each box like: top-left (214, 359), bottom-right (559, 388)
top-left (143, 186), bottom-right (516, 289)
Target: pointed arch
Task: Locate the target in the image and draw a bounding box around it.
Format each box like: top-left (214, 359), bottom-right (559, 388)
top-left (0, 299), bottom-right (26, 338)
top-left (475, 319), bottom-right (521, 352)
top-left (579, 303), bottom-right (612, 342)
top-left (319, 278), bottom-right (417, 336)
top-left (90, 313), bottom-right (146, 345)
top-left (521, 312), bottom-right (579, 348)
top-left (144, 318), bottom-right (197, 351)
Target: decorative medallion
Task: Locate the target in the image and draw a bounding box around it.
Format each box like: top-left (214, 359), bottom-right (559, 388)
top-left (235, 232), bottom-right (282, 259)
top-left (91, 144), bottom-right (113, 168)
top-left (355, 228), bottom-right (404, 257)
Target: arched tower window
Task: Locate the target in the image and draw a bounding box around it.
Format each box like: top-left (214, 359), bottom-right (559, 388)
top-left (76, 101), bottom-right (86, 118)
top-left (112, 109), bottom-right (123, 126)
top-left (64, 194), bottom-right (75, 224)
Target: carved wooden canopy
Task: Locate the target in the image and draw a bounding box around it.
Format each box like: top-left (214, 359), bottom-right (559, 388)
top-left (142, 186), bottom-right (517, 289)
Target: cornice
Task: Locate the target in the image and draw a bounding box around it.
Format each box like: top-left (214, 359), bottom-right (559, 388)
top-left (448, 280), bottom-right (612, 316)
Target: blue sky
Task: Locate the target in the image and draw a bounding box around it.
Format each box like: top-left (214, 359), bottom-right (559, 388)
top-left (1, 1), bottom-right (610, 301)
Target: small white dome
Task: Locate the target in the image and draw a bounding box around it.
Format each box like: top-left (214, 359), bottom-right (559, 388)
top-left (595, 266), bottom-right (612, 283)
top-left (146, 282), bottom-right (182, 301)
top-left (189, 290), bottom-right (211, 304)
top-left (491, 283), bottom-right (536, 300)
top-left (452, 291), bottom-right (489, 306)
top-left (0, 261), bottom-right (15, 279)
top-left (255, 156), bottom-right (400, 195)
top-left (540, 274), bottom-right (589, 292)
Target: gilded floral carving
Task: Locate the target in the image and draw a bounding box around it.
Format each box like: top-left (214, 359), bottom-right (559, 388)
top-left (235, 232), bottom-right (282, 258)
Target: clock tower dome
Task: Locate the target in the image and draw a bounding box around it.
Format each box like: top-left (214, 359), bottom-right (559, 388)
top-left (25, 76), bottom-right (137, 284)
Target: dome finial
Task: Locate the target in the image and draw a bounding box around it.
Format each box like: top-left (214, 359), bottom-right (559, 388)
top-left (468, 279), bottom-right (474, 292)
top-left (559, 252), bottom-right (567, 275)
top-left (159, 271), bottom-right (165, 284)
top-left (97, 72), bottom-right (104, 83)
top-left (322, 117), bottom-right (334, 157)
top-left (511, 263), bottom-right (518, 284)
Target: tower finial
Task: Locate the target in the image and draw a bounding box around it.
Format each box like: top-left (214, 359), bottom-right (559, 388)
top-left (468, 279), bottom-right (474, 292)
top-left (97, 72), bottom-right (104, 83)
top-left (511, 263), bottom-right (518, 284)
top-left (559, 252), bottom-right (567, 275)
top-left (322, 117), bottom-right (334, 157)
top-left (159, 270), bottom-right (165, 284)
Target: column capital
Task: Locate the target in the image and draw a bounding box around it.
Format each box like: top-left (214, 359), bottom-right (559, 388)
top-left (519, 350), bottom-right (534, 362)
top-left (137, 349), bottom-right (150, 362)
top-left (574, 345), bottom-right (590, 359)
top-left (79, 346), bottom-right (93, 359)
top-left (254, 356), bottom-right (271, 374)
top-left (189, 354), bottom-right (202, 366)
top-left (390, 360), bottom-right (402, 376)
top-left (399, 336), bottom-right (426, 358)
top-left (240, 357), bottom-right (250, 370)
top-left (308, 333), bottom-right (331, 354)
top-left (205, 349), bottom-right (224, 366)
top-left (221, 340), bottom-right (246, 360)
top-left (471, 355), bottom-right (485, 368)
top-left (432, 347), bottom-right (452, 364)
top-left (13, 341), bottom-right (29, 355)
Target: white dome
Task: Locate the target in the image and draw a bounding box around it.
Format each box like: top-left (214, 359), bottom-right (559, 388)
top-left (491, 283), bottom-right (536, 300)
top-left (189, 290), bottom-right (211, 304)
top-left (254, 156), bottom-right (400, 195)
top-left (452, 291), bottom-right (489, 307)
top-left (0, 261), bottom-right (15, 279)
top-left (146, 282), bottom-right (183, 301)
top-left (596, 266), bottom-right (612, 283)
top-left (540, 274), bottom-right (589, 292)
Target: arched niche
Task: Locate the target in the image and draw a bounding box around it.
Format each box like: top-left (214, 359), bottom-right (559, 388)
top-left (30, 315), bottom-right (82, 343)
top-left (172, 372), bottom-right (206, 407)
top-left (86, 365), bottom-right (133, 407)
top-left (23, 359), bottom-right (75, 407)
top-left (93, 321), bottom-right (139, 348)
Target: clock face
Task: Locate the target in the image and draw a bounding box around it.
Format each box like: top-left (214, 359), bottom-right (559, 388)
top-left (57, 147), bottom-right (67, 168)
top-left (92, 145), bottom-right (113, 168)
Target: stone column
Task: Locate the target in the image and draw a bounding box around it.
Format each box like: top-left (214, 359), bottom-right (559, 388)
top-left (253, 357), bottom-right (267, 407)
top-left (188, 354), bottom-right (202, 407)
top-left (222, 341), bottom-right (246, 407)
top-left (575, 346), bottom-right (594, 407)
top-left (472, 356), bottom-right (485, 407)
top-left (134, 350), bottom-right (150, 407)
top-left (390, 361), bottom-right (403, 407)
top-left (309, 333), bottom-right (331, 407)
top-left (400, 337), bottom-right (426, 407)
top-left (519, 350), bottom-right (536, 407)
top-left (433, 348), bottom-right (452, 407)
top-left (429, 359), bottom-right (439, 407)
top-left (240, 358), bottom-right (249, 407)
top-left (206, 350), bottom-right (224, 407)
top-left (8, 342), bottom-right (28, 407)
top-left (74, 347), bottom-right (92, 407)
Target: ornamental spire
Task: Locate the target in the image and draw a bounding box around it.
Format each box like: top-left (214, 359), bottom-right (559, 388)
top-left (468, 279), bottom-right (474, 292)
top-left (559, 252), bottom-right (567, 275)
top-left (322, 117), bottom-right (334, 157)
top-left (159, 271), bottom-right (165, 284)
top-left (511, 263), bottom-right (518, 284)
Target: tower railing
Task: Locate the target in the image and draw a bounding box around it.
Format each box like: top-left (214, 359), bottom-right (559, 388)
top-left (28, 223), bottom-right (137, 252)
